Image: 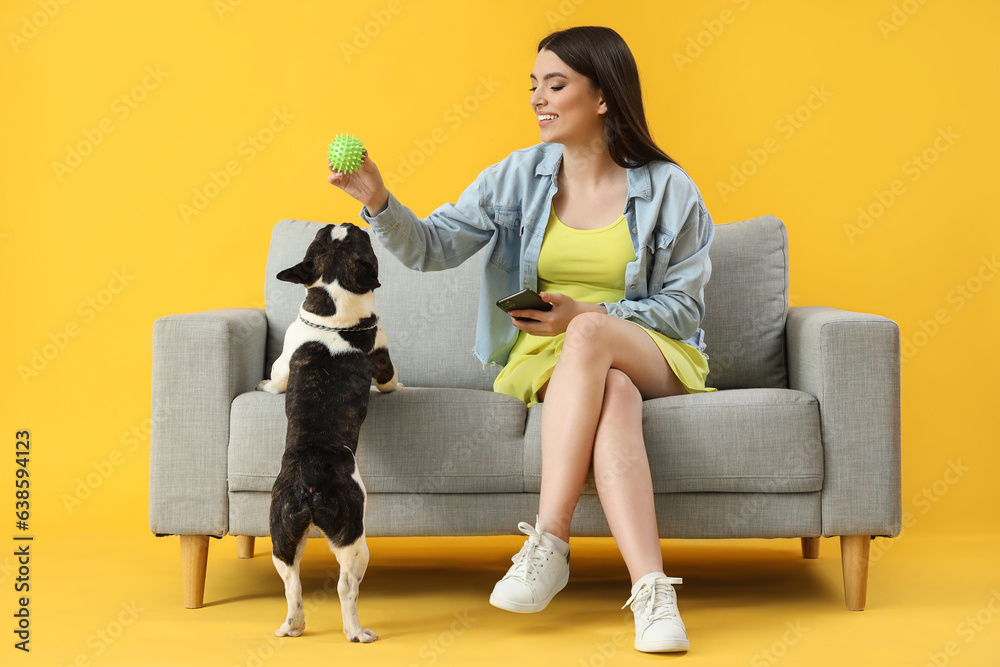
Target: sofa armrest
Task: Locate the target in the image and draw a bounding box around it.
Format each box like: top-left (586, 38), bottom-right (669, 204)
top-left (786, 306), bottom-right (901, 537)
top-left (149, 308), bottom-right (267, 537)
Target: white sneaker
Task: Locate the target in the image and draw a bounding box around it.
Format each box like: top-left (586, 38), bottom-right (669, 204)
top-left (489, 521), bottom-right (570, 613)
top-left (623, 572), bottom-right (689, 652)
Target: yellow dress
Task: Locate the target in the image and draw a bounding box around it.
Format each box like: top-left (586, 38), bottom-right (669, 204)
top-left (493, 206), bottom-right (716, 407)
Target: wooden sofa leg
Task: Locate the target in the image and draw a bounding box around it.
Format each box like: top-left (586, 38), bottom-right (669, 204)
top-left (181, 535), bottom-right (210, 609)
top-left (237, 536), bottom-right (256, 559)
top-left (801, 537), bottom-right (820, 559)
top-left (839, 535), bottom-right (871, 611)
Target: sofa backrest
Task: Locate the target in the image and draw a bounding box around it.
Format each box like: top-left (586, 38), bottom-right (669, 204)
top-left (264, 215), bottom-right (788, 392)
top-left (701, 215), bottom-right (789, 389)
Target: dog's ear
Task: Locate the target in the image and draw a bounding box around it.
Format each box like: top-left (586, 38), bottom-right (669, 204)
top-left (276, 259), bottom-right (318, 285)
top-left (351, 256), bottom-right (381, 292)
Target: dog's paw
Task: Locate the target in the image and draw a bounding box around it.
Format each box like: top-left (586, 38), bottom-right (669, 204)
top-left (274, 618), bottom-right (305, 637)
top-left (257, 379), bottom-right (285, 395)
top-left (375, 365), bottom-right (403, 393)
top-left (376, 380), bottom-right (403, 393)
top-left (346, 627), bottom-right (378, 643)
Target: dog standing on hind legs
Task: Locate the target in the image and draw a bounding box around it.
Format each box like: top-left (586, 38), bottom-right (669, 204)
top-left (257, 223), bottom-right (401, 642)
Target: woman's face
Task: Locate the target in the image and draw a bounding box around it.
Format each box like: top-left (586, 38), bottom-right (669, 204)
top-left (529, 49), bottom-right (606, 147)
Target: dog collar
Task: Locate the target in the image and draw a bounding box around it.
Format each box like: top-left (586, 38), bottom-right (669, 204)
top-left (298, 314), bottom-right (378, 332)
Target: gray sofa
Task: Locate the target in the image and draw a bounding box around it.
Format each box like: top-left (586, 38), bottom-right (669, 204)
top-left (149, 215), bottom-right (901, 611)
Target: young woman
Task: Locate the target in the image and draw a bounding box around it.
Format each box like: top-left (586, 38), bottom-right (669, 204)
top-left (329, 26), bottom-right (715, 654)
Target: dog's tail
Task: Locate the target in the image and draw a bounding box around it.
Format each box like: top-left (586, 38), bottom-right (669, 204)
top-left (302, 468), bottom-right (333, 514)
top-left (302, 459), bottom-right (326, 495)
top-left (300, 448), bottom-right (345, 521)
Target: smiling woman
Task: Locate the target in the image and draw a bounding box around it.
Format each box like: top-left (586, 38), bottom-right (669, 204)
top-left (329, 25), bottom-right (715, 654)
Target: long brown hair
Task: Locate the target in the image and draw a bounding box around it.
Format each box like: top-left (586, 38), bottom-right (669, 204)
top-left (538, 26), bottom-right (676, 168)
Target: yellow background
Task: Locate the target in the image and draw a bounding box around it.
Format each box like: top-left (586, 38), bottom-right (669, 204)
top-left (2, 1), bottom-right (998, 665)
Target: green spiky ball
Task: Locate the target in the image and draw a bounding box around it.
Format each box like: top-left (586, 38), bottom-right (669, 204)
top-left (327, 133), bottom-right (365, 174)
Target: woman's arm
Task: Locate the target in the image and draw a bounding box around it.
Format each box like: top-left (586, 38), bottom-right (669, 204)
top-left (329, 151), bottom-right (496, 272)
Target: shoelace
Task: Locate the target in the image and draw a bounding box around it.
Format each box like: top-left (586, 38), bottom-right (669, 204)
top-left (622, 576), bottom-right (683, 621)
top-left (507, 522), bottom-right (555, 583)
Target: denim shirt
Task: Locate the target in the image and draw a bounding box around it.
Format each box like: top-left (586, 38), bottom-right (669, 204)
top-left (360, 142), bottom-right (714, 367)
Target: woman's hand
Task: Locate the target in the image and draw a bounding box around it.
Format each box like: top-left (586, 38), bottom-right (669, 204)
top-left (507, 292), bottom-right (607, 336)
top-left (328, 150), bottom-right (390, 214)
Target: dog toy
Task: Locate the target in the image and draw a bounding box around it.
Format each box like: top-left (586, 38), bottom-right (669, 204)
top-left (327, 134), bottom-right (365, 174)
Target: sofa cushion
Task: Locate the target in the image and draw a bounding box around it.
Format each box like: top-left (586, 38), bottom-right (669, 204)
top-left (264, 219), bottom-right (496, 391)
top-left (228, 387), bottom-right (527, 494)
top-left (524, 388), bottom-right (822, 494)
top-left (702, 215), bottom-right (789, 389)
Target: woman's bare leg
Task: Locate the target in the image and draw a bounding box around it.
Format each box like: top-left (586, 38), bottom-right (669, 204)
top-left (536, 313), bottom-right (684, 543)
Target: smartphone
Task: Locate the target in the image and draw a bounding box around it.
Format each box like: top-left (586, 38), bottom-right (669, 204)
top-left (496, 288), bottom-right (552, 322)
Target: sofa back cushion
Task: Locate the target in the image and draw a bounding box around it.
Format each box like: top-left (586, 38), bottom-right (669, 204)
top-left (264, 215), bottom-right (788, 391)
top-left (702, 215), bottom-right (789, 389)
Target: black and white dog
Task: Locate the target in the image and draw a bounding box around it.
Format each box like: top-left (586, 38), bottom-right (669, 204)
top-left (257, 223), bottom-right (400, 642)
